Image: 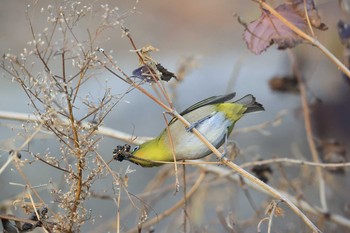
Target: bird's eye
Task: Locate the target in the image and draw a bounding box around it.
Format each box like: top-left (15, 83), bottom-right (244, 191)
top-left (132, 146), bottom-right (140, 152)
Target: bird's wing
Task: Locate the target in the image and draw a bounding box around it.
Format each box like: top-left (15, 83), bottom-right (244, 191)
top-left (168, 92), bottom-right (236, 125)
top-left (234, 94), bottom-right (265, 114)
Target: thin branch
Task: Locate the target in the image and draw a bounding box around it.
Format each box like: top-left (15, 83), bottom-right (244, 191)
top-left (197, 163), bottom-right (350, 229)
top-left (267, 200), bottom-right (280, 233)
top-left (32, 153), bottom-right (72, 175)
top-left (287, 50), bottom-right (328, 212)
top-left (162, 112), bottom-right (180, 193)
top-left (61, 46), bottom-right (83, 229)
top-left (125, 171), bottom-right (206, 233)
top-left (301, 0), bottom-right (315, 37)
top-left (0, 110), bottom-right (151, 145)
top-left (240, 158), bottom-right (350, 170)
top-left (182, 164), bottom-right (188, 233)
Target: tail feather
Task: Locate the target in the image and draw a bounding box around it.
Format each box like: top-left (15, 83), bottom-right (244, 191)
top-left (234, 94), bottom-right (264, 114)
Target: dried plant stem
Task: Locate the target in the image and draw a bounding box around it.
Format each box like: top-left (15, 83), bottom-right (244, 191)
top-left (303, 0), bottom-right (315, 37)
top-left (182, 164), bottom-right (188, 233)
top-left (8, 126), bottom-right (45, 204)
top-left (288, 50), bottom-right (328, 212)
top-left (61, 51), bottom-right (83, 230)
top-left (0, 111), bottom-right (151, 144)
top-left (125, 171), bottom-right (206, 233)
top-left (163, 113), bottom-right (180, 192)
top-left (198, 164), bottom-right (350, 229)
top-left (267, 200), bottom-right (280, 233)
top-left (116, 185), bottom-right (122, 233)
top-left (0, 153), bottom-right (15, 175)
top-left (26, 188), bottom-right (49, 233)
top-left (258, 1), bottom-right (350, 79)
top-left (240, 157), bottom-right (350, 169)
top-left (257, 217), bottom-right (270, 233)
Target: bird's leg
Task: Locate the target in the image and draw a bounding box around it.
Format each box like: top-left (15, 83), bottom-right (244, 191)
top-left (186, 112), bottom-right (216, 132)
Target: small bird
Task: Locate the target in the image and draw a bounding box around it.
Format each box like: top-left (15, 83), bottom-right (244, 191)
top-left (115, 93), bottom-right (264, 167)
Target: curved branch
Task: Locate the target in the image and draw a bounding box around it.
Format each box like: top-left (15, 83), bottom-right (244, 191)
top-left (0, 110), bottom-right (152, 145)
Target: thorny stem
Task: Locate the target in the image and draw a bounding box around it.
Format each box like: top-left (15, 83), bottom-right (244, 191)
top-left (258, 1), bottom-right (350, 80)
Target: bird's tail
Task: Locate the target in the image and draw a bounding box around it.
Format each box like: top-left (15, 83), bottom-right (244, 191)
top-left (234, 94), bottom-right (264, 114)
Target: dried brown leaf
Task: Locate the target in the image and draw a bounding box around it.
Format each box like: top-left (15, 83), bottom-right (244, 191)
top-left (244, 4), bottom-right (306, 54)
top-left (265, 200), bottom-right (285, 217)
top-left (243, 0), bottom-right (327, 54)
top-left (137, 45), bottom-right (159, 65)
top-left (286, 0), bottom-right (328, 30)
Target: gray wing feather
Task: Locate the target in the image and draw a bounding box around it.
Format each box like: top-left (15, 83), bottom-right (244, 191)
top-left (234, 94), bottom-right (264, 114)
top-left (179, 92), bottom-right (236, 116)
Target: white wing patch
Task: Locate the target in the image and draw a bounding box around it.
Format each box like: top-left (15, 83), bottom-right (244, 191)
top-left (173, 112), bottom-right (231, 160)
